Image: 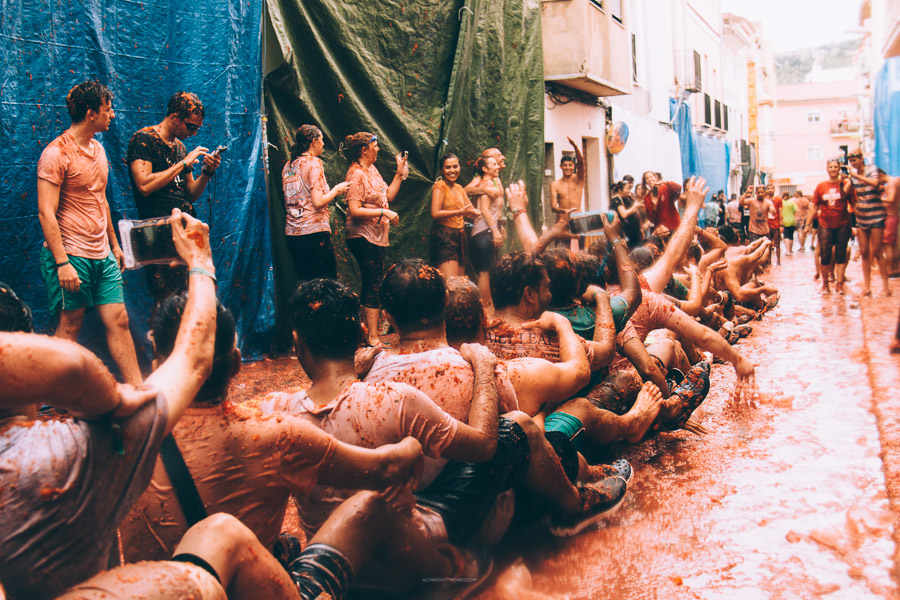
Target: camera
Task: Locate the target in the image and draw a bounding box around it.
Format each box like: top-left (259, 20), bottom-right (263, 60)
top-left (118, 217), bottom-right (184, 269)
top-left (211, 145), bottom-right (227, 157)
top-left (568, 211), bottom-right (617, 235)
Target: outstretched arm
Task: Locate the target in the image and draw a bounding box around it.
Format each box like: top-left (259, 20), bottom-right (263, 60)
top-left (143, 209), bottom-right (218, 435)
top-left (644, 176), bottom-right (708, 293)
top-left (568, 136), bottom-right (585, 184)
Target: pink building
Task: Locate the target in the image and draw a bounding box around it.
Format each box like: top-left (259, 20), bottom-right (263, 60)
top-left (773, 78), bottom-right (863, 196)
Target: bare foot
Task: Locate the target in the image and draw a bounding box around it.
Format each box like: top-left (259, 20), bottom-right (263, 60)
top-left (836, 282), bottom-right (845, 295)
top-left (623, 382), bottom-right (664, 443)
top-left (821, 284), bottom-right (831, 294)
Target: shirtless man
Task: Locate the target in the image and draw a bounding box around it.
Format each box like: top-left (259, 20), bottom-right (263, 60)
top-left (551, 137), bottom-right (585, 252)
top-left (765, 183), bottom-right (783, 266)
top-left (744, 186), bottom-right (775, 258)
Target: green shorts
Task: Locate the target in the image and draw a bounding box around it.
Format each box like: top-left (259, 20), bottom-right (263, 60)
top-left (40, 246), bottom-right (124, 313)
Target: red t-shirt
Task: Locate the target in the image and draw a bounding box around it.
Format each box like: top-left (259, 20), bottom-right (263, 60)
top-left (767, 196), bottom-right (783, 230)
top-left (812, 180), bottom-right (854, 229)
top-left (644, 181), bottom-right (682, 230)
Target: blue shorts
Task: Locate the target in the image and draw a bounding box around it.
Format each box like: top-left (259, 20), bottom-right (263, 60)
top-left (40, 246), bottom-right (124, 313)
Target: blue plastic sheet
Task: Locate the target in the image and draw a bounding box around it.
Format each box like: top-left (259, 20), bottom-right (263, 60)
top-left (0, 0), bottom-right (274, 366)
top-left (668, 98), bottom-right (728, 201)
top-left (874, 56), bottom-right (900, 176)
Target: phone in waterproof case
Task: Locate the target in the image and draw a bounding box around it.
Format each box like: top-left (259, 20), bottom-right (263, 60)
top-left (118, 218), bottom-right (184, 269)
top-left (568, 211), bottom-right (617, 236)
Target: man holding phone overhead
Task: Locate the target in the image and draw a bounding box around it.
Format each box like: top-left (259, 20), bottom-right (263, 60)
top-left (127, 91), bottom-right (221, 309)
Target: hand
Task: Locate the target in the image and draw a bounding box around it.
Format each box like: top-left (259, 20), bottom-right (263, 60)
top-left (169, 208), bottom-right (213, 269)
top-left (549, 210), bottom-right (579, 241)
top-left (202, 151), bottom-right (221, 174)
top-left (354, 343), bottom-right (383, 378)
top-left (601, 211), bottom-right (624, 241)
top-left (653, 225), bottom-right (670, 238)
top-left (521, 310), bottom-right (570, 334)
top-left (57, 263), bottom-right (82, 293)
top-left (567, 135), bottom-right (577, 148)
top-left (459, 342), bottom-right (498, 374)
top-left (484, 185), bottom-right (503, 200)
top-left (505, 180), bottom-right (527, 212)
top-left (395, 153), bottom-right (410, 180)
top-left (492, 229), bottom-right (504, 248)
top-left (684, 176), bottom-right (709, 212)
top-left (184, 146), bottom-right (209, 167)
top-left (462, 204), bottom-right (481, 219)
top-left (110, 383), bottom-right (157, 418)
top-left (581, 284), bottom-right (607, 305)
top-left (708, 259), bottom-right (728, 273)
top-left (382, 450), bottom-right (424, 516)
top-left (112, 246), bottom-right (125, 271)
top-left (734, 355), bottom-right (755, 382)
top-left (384, 209), bottom-right (400, 226)
top-left (330, 181), bottom-right (351, 198)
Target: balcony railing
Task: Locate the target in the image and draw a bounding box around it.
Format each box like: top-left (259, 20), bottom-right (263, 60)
top-left (830, 119), bottom-right (860, 134)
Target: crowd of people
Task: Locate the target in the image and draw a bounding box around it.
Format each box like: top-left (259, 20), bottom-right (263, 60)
top-left (2, 77), bottom-right (897, 600)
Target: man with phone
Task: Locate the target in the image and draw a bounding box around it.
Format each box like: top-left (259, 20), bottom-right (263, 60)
top-left (37, 80), bottom-right (142, 385)
top-left (126, 91), bottom-right (221, 309)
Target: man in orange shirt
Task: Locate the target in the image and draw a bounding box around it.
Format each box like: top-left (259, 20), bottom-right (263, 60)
top-left (36, 80), bottom-right (141, 384)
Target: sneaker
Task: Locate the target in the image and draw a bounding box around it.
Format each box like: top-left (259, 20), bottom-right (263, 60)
top-left (733, 324), bottom-right (752, 339)
top-left (549, 477), bottom-right (627, 537)
top-left (661, 361), bottom-right (711, 431)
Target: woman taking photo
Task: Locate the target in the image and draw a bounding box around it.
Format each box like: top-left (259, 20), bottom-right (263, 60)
top-left (468, 155), bottom-right (504, 312)
top-left (281, 125), bottom-right (350, 282)
top-left (430, 153), bottom-right (480, 278)
top-left (806, 159), bottom-right (855, 294)
top-left (342, 132), bottom-right (409, 346)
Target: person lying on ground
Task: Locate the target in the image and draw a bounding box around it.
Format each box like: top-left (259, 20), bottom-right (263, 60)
top-left (0, 209), bottom-right (216, 600)
top-left (120, 294), bottom-right (423, 563)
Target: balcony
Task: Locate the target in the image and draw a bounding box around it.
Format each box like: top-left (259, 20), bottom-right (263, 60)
top-left (830, 119), bottom-right (860, 135)
top-left (541, 0), bottom-right (633, 97)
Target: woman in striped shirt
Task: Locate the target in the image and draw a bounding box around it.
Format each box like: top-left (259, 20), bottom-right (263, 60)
top-left (848, 151), bottom-right (891, 297)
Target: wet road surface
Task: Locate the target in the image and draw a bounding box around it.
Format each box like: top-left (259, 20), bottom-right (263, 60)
top-left (472, 248), bottom-right (900, 599)
top-left (230, 247), bottom-right (900, 599)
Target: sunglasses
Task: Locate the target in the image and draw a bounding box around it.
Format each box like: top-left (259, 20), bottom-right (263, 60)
top-left (370, 135), bottom-right (378, 143)
top-left (184, 121), bottom-right (201, 132)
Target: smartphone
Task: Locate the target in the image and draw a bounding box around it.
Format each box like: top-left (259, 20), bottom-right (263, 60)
top-left (118, 217), bottom-right (184, 269)
top-left (402, 150), bottom-right (408, 159)
top-left (568, 211), bottom-right (617, 235)
top-left (840, 164), bottom-right (849, 176)
top-left (211, 145), bottom-right (227, 157)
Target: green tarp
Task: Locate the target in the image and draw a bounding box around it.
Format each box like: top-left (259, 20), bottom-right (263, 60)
top-left (263, 0), bottom-right (544, 343)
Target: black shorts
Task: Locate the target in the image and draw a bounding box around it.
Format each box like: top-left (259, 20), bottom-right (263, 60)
top-left (346, 237), bottom-right (385, 308)
top-left (783, 225), bottom-right (796, 240)
top-left (431, 224), bottom-right (467, 266)
top-left (286, 231), bottom-right (337, 282)
top-left (415, 417), bottom-right (530, 545)
top-left (818, 224), bottom-right (852, 266)
top-left (288, 543), bottom-right (353, 600)
top-left (469, 229), bottom-right (497, 273)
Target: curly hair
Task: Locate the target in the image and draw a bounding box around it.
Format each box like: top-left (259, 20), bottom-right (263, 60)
top-left (65, 80), bottom-right (113, 123)
top-left (166, 91), bottom-right (205, 121)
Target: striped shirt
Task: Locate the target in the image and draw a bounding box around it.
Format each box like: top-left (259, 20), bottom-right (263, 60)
top-left (852, 165), bottom-right (887, 228)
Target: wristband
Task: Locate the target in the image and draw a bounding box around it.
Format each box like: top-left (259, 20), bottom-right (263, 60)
top-left (181, 161), bottom-right (190, 172)
top-left (378, 209), bottom-right (384, 224)
top-left (490, 225), bottom-right (499, 231)
top-left (56, 260), bottom-right (70, 269)
top-left (201, 169), bottom-right (214, 178)
top-left (189, 267), bottom-right (217, 283)
top-left (512, 208), bottom-right (526, 218)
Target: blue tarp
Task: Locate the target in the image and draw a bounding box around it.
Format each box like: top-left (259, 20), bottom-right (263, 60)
top-left (874, 56), bottom-right (900, 176)
top-left (668, 98), bottom-right (728, 201)
top-left (0, 0), bottom-right (274, 367)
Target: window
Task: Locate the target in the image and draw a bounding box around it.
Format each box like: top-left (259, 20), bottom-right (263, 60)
top-left (723, 103), bottom-right (729, 131)
top-left (704, 94), bottom-right (712, 126)
top-left (807, 145), bottom-right (823, 160)
top-left (632, 33), bottom-right (638, 84)
top-left (836, 108), bottom-right (849, 120)
top-left (588, 0), bottom-right (603, 9)
top-left (806, 111), bottom-right (821, 124)
top-left (608, 0), bottom-right (623, 23)
top-left (714, 100), bottom-right (722, 129)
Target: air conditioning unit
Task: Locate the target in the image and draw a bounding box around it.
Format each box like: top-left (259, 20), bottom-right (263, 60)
top-left (683, 51), bottom-right (702, 93)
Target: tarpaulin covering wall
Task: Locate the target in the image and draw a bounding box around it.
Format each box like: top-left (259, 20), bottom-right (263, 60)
top-left (0, 0), bottom-right (274, 364)
top-left (669, 97), bottom-right (728, 200)
top-left (874, 56), bottom-right (900, 176)
top-left (263, 0), bottom-right (545, 341)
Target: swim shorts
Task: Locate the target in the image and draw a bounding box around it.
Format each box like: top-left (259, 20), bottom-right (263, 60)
top-left (40, 246), bottom-right (124, 313)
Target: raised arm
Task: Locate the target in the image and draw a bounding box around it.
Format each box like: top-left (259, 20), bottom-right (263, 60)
top-left (385, 153), bottom-right (409, 202)
top-left (644, 176), bottom-right (708, 293)
top-left (568, 136), bottom-right (585, 184)
top-left (507, 180), bottom-right (539, 252)
top-left (143, 209), bottom-right (217, 435)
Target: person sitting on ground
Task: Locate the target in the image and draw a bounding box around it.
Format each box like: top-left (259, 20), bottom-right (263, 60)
top-left (0, 209), bottom-right (216, 599)
top-left (120, 294), bottom-right (424, 564)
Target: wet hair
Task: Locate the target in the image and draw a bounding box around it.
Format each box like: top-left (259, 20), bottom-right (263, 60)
top-left (686, 243), bottom-right (702, 264)
top-left (717, 225), bottom-right (737, 244)
top-left (629, 247), bottom-right (655, 272)
top-left (166, 91), bottom-right (205, 121)
top-left (622, 174), bottom-right (634, 184)
top-left (542, 247), bottom-right (577, 306)
top-left (290, 124), bottom-right (322, 161)
top-left (574, 253), bottom-right (602, 295)
top-left (342, 132), bottom-right (376, 163)
top-left (445, 277), bottom-right (485, 347)
top-left (490, 251), bottom-right (547, 310)
top-left (66, 80), bottom-right (113, 123)
top-left (610, 181), bottom-right (624, 194)
top-left (475, 156), bottom-right (496, 175)
top-left (379, 259), bottom-right (447, 333)
top-left (0, 283), bottom-right (33, 333)
top-left (152, 293), bottom-right (236, 404)
top-left (560, 154), bottom-right (575, 167)
top-left (290, 279), bottom-right (362, 359)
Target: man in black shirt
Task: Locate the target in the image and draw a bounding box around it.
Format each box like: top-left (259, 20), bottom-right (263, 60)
top-left (126, 91), bottom-right (221, 308)
top-left (609, 181), bottom-right (643, 247)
